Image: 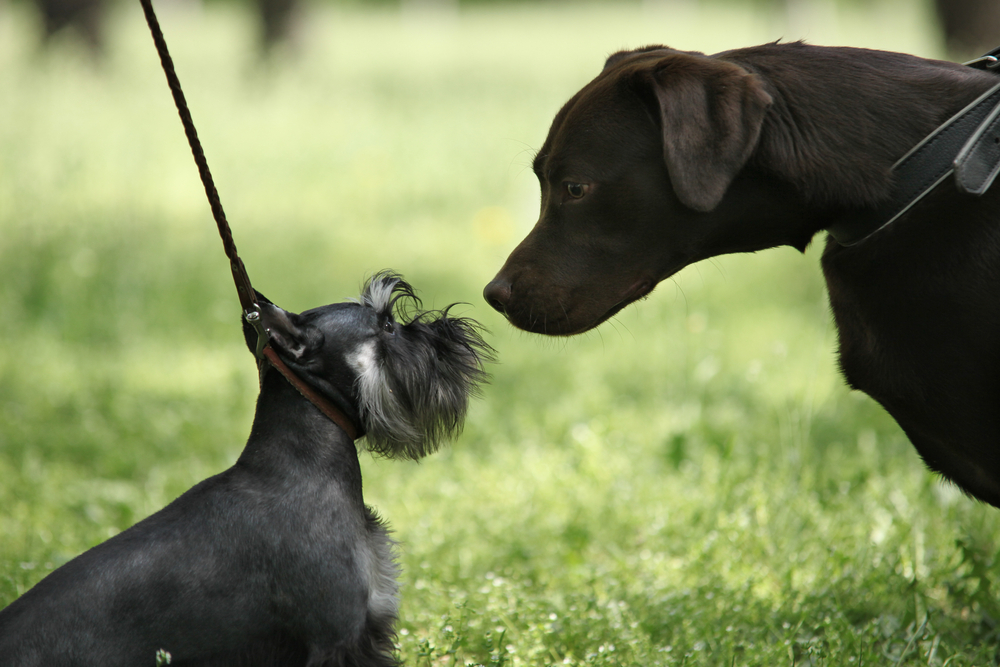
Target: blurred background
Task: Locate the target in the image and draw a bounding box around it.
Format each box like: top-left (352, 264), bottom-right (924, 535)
top-left (3, 0), bottom-right (1000, 665)
top-left (8, 0), bottom-right (1000, 61)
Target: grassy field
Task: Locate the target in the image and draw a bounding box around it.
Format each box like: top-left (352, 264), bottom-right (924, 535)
top-left (3, 0), bottom-right (1000, 664)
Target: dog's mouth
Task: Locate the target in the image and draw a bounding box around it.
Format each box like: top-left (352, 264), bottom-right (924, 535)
top-left (546, 278), bottom-right (656, 336)
top-left (591, 278), bottom-right (655, 329)
top-left (488, 272), bottom-right (659, 336)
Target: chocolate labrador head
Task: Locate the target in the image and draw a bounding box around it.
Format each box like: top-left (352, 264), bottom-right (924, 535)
top-left (482, 42), bottom-right (1000, 508)
top-left (483, 45), bottom-right (816, 335)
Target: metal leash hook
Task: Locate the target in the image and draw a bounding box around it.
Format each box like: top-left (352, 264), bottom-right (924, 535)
top-left (967, 55), bottom-right (1000, 71)
top-left (244, 310), bottom-right (269, 359)
top-left (966, 45), bottom-right (1000, 71)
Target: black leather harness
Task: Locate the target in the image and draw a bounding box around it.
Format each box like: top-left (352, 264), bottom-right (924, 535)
top-left (828, 47), bottom-right (1000, 247)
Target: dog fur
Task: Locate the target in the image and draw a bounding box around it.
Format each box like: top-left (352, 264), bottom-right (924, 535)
top-left (0, 271), bottom-right (492, 666)
top-left (483, 42), bottom-right (1000, 506)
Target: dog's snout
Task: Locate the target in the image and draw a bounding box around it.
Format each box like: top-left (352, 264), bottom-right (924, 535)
top-left (483, 278), bottom-right (511, 314)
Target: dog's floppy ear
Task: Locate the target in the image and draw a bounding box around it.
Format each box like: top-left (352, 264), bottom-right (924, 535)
top-left (647, 54), bottom-right (772, 212)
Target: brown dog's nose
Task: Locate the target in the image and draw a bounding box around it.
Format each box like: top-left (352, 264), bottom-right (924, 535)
top-left (483, 278), bottom-right (511, 314)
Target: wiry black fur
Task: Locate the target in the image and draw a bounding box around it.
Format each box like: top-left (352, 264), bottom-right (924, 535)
top-left (0, 271), bottom-right (492, 666)
top-left (354, 272), bottom-right (493, 459)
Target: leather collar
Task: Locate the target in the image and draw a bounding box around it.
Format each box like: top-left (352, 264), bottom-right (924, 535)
top-left (244, 309), bottom-right (362, 441)
top-left (260, 345), bottom-right (361, 441)
top-left (828, 48), bottom-right (1000, 247)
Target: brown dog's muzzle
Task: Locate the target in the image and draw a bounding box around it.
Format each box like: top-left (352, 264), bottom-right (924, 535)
top-left (484, 252), bottom-right (657, 336)
top-left (483, 261), bottom-right (585, 336)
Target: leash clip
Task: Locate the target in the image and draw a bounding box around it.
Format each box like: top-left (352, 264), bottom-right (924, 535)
top-left (244, 310), bottom-right (269, 359)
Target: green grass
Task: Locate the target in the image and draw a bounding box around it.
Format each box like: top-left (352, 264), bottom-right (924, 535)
top-left (2, 0), bottom-right (1000, 664)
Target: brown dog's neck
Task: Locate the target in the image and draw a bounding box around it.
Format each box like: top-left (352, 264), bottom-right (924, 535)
top-left (726, 42), bottom-right (999, 214)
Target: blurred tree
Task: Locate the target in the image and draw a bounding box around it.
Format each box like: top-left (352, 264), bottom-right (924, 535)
top-left (25, 0), bottom-right (300, 60)
top-left (257, 0), bottom-right (295, 52)
top-left (32, 0), bottom-right (105, 57)
top-left (255, 0), bottom-right (300, 55)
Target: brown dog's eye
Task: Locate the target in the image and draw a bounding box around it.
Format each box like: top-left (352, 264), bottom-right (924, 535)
top-left (566, 182), bottom-right (587, 199)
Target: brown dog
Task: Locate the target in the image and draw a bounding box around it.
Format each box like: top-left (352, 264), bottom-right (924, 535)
top-left (483, 42), bottom-right (1000, 507)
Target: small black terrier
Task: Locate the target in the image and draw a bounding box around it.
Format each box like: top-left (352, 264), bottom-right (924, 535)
top-left (0, 271), bottom-right (492, 667)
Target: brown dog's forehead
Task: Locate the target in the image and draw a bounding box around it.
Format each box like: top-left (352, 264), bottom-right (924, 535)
top-left (533, 54), bottom-right (668, 180)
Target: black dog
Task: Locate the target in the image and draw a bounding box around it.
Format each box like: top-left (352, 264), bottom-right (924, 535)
top-left (484, 42), bottom-right (1000, 506)
top-left (0, 272), bottom-right (492, 666)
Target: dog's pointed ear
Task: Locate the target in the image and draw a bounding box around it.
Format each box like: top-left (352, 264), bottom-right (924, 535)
top-left (647, 54), bottom-right (772, 212)
top-left (241, 297), bottom-right (312, 361)
top-left (260, 302), bottom-right (312, 360)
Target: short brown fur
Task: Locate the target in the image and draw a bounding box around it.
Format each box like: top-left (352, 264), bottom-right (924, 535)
top-left (485, 42), bottom-right (1000, 506)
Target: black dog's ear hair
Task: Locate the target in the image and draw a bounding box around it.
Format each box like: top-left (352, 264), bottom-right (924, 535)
top-left (644, 53), bottom-right (772, 212)
top-left (252, 290), bottom-right (273, 306)
top-left (259, 302), bottom-right (312, 361)
top-left (240, 296), bottom-right (313, 361)
top-left (360, 271), bottom-right (425, 322)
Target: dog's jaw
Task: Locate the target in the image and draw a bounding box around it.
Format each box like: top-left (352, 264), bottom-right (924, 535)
top-left (598, 278), bottom-right (656, 327)
top-left (568, 278), bottom-right (659, 335)
top-left (489, 276), bottom-right (657, 336)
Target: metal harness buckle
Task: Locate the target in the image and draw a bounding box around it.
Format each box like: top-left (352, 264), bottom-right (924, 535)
top-left (966, 54), bottom-right (1000, 71)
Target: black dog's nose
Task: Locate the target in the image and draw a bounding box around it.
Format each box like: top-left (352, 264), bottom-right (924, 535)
top-left (483, 278), bottom-right (511, 314)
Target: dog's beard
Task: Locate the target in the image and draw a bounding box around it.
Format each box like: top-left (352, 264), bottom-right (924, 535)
top-left (354, 272), bottom-right (493, 460)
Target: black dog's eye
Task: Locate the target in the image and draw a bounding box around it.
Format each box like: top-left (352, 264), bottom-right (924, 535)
top-left (565, 182), bottom-right (587, 199)
top-left (381, 318), bottom-right (395, 335)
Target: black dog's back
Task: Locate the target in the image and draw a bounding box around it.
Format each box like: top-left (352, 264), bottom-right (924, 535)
top-left (0, 469), bottom-right (302, 664)
top-left (0, 457), bottom-right (380, 665)
top-left (0, 273), bottom-right (492, 666)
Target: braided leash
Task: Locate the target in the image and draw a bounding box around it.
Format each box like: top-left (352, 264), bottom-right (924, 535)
top-left (139, 0), bottom-right (258, 319)
top-left (139, 0), bottom-right (360, 440)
